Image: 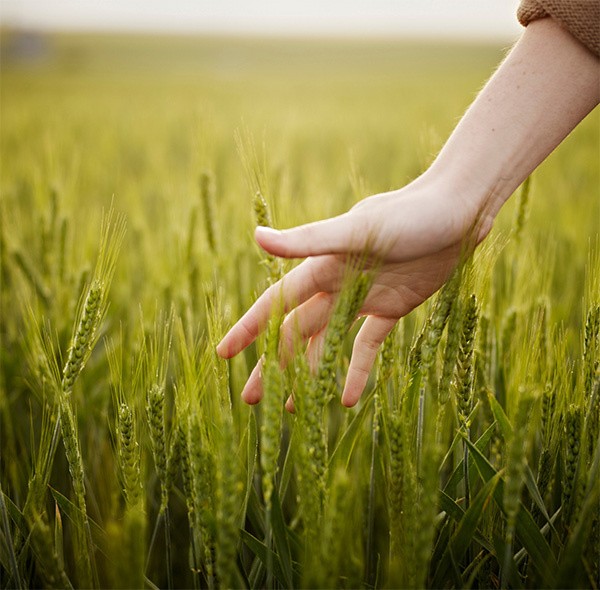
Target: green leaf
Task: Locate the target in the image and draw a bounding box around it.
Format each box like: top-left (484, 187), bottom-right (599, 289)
top-left (493, 534), bottom-right (523, 589)
top-left (248, 553), bottom-right (264, 589)
top-left (270, 487), bottom-right (294, 589)
top-left (2, 493), bottom-right (28, 538)
top-left (54, 502), bottom-right (64, 572)
top-left (522, 464), bottom-right (559, 538)
top-left (438, 402), bottom-right (483, 476)
top-left (556, 436), bottom-right (600, 588)
top-left (2, 492), bottom-right (34, 581)
top-left (486, 390), bottom-right (512, 440)
top-left (0, 485), bottom-right (23, 590)
top-left (48, 487), bottom-right (108, 558)
top-left (433, 472), bottom-right (501, 588)
top-left (443, 422), bottom-right (496, 496)
top-left (435, 492), bottom-right (497, 588)
top-left (514, 507), bottom-right (560, 566)
top-left (279, 421), bottom-right (297, 500)
top-left (240, 529), bottom-right (288, 587)
top-left (463, 437), bottom-right (558, 586)
top-left (328, 391), bottom-right (374, 474)
top-left (429, 517), bottom-right (452, 579)
top-left (463, 552), bottom-right (494, 590)
top-left (405, 369), bottom-right (422, 417)
top-left (246, 486), bottom-right (265, 540)
top-left (439, 490), bottom-right (465, 520)
top-left (242, 411), bottom-right (258, 526)
top-left (438, 492), bottom-right (494, 552)
top-left (4, 492), bottom-right (75, 590)
top-left (439, 424), bottom-right (466, 474)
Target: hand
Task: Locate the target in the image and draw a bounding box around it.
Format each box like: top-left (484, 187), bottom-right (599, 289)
top-left (217, 16), bottom-right (599, 409)
top-left (217, 173), bottom-right (488, 408)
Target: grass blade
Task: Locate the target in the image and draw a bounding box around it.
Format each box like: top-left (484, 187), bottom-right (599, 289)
top-left (556, 437), bottom-right (600, 588)
top-left (493, 534), bottom-right (523, 589)
top-left (462, 436), bottom-right (558, 585)
top-left (240, 529), bottom-right (288, 586)
top-left (279, 422), bottom-right (296, 501)
top-left (432, 472), bottom-right (501, 587)
top-left (48, 487), bottom-right (109, 559)
top-left (243, 411), bottom-right (258, 523)
top-left (270, 487), bottom-right (294, 589)
top-left (0, 484), bottom-right (23, 589)
top-left (438, 492), bottom-right (495, 552)
top-left (486, 391), bottom-right (512, 439)
top-left (443, 422), bottom-right (496, 496)
top-left (329, 391), bottom-right (374, 474)
top-left (53, 502), bottom-right (64, 572)
top-left (522, 464), bottom-right (559, 538)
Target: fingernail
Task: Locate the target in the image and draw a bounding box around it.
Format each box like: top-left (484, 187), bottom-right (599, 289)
top-left (256, 226), bottom-right (282, 238)
top-left (215, 341), bottom-right (228, 358)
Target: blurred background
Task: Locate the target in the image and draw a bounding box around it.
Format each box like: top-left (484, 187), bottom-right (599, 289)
top-left (2, 1), bottom-right (521, 38)
top-left (0, 1), bottom-right (524, 211)
top-left (0, 1), bottom-right (522, 91)
top-left (1, 0), bottom-right (595, 326)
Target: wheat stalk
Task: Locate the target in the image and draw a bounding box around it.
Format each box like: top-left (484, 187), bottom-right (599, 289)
top-left (200, 171), bottom-right (217, 254)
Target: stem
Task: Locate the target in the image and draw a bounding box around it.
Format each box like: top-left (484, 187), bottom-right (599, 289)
top-left (146, 510), bottom-right (163, 577)
top-left (417, 387), bottom-right (425, 476)
top-left (463, 437), bottom-right (470, 511)
top-left (266, 504), bottom-right (273, 589)
top-left (366, 409), bottom-right (379, 587)
top-left (205, 542), bottom-right (215, 590)
top-left (501, 529), bottom-right (515, 590)
top-left (463, 436), bottom-right (472, 570)
top-left (164, 506), bottom-right (173, 590)
top-left (188, 524), bottom-right (200, 590)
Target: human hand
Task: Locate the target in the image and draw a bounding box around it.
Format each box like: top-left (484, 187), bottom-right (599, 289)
top-left (217, 16), bottom-right (599, 409)
top-left (216, 173), bottom-right (489, 408)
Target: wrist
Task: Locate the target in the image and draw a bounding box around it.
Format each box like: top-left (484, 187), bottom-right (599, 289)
top-left (418, 16), bottom-right (599, 243)
top-left (416, 163), bottom-right (501, 239)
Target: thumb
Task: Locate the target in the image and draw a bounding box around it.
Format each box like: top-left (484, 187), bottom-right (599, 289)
top-left (255, 212), bottom-right (364, 258)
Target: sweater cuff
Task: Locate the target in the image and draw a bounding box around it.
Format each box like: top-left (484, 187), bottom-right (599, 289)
top-left (517, 0), bottom-right (600, 57)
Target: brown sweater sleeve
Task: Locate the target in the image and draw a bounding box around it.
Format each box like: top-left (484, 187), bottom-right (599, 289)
top-left (518, 0), bottom-right (600, 56)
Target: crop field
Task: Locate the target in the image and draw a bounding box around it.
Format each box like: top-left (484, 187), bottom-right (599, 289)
top-left (0, 32), bottom-right (599, 589)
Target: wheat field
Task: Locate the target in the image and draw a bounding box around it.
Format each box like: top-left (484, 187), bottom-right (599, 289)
top-left (1, 32), bottom-right (599, 589)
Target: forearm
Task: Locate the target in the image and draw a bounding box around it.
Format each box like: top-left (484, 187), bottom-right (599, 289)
top-left (427, 17), bottom-right (599, 221)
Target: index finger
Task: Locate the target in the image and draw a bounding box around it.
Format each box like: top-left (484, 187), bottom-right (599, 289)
top-left (216, 256), bottom-right (341, 358)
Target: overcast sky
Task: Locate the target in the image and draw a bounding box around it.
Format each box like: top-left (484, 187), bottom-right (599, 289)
top-left (1, 0), bottom-right (523, 39)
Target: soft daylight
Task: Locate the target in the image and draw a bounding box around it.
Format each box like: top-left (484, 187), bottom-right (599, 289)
top-left (1, 1), bottom-right (598, 589)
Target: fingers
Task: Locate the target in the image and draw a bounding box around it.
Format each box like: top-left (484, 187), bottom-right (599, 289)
top-left (241, 357), bottom-right (264, 404)
top-left (240, 293), bottom-right (334, 405)
top-left (219, 208), bottom-right (370, 359)
top-left (255, 211), bottom-right (366, 259)
top-left (245, 313), bottom-right (396, 409)
top-left (285, 327), bottom-right (327, 413)
top-left (217, 257), bottom-right (339, 359)
top-left (306, 328), bottom-right (327, 374)
top-left (285, 395), bottom-right (295, 413)
top-left (341, 316), bottom-right (396, 407)
top-left (279, 293), bottom-right (334, 362)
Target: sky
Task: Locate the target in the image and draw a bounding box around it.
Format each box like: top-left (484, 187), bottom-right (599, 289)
top-left (1, 0), bottom-right (523, 40)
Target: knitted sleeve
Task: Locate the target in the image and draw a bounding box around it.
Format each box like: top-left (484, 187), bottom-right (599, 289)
top-left (518, 0), bottom-right (600, 56)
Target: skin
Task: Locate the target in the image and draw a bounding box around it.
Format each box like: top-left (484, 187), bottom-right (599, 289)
top-left (217, 17), bottom-right (599, 409)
